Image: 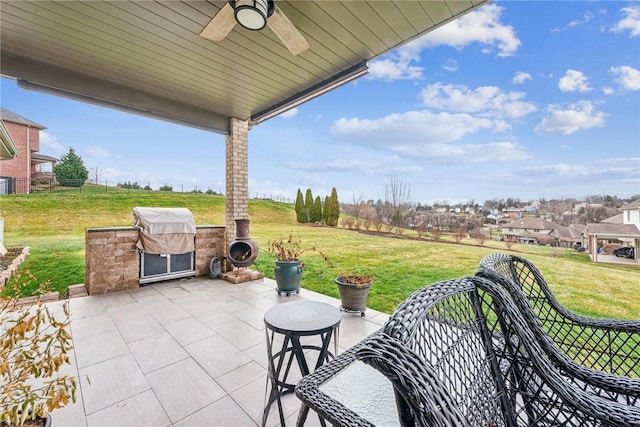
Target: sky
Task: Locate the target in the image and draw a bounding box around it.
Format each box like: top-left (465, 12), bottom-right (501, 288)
top-left (1, 1), bottom-right (639, 205)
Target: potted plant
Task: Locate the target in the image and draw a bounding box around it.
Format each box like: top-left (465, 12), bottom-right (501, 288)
top-left (1, 271), bottom-right (77, 426)
top-left (265, 233), bottom-right (327, 296)
top-left (334, 272), bottom-right (374, 317)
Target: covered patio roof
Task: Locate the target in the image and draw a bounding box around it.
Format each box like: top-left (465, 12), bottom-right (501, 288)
top-left (0, 119), bottom-right (18, 160)
top-left (0, 1), bottom-right (488, 134)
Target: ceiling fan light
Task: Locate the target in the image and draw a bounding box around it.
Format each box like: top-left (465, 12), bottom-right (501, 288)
top-left (234, 0), bottom-right (269, 31)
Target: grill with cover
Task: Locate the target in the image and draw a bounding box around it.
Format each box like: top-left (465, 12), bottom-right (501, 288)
top-left (133, 207), bottom-right (196, 284)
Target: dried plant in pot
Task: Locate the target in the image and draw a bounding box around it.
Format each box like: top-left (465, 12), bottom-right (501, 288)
top-left (1, 271), bottom-right (77, 427)
top-left (334, 272), bottom-right (374, 317)
top-left (265, 233), bottom-right (328, 296)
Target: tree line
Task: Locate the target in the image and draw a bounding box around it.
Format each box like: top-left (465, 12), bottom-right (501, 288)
top-left (294, 187), bottom-right (340, 226)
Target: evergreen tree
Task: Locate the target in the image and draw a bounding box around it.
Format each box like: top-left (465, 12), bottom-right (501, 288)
top-left (311, 196), bottom-right (323, 223)
top-left (323, 195), bottom-right (330, 224)
top-left (304, 188), bottom-right (313, 223)
top-left (294, 188), bottom-right (305, 223)
top-left (53, 147), bottom-right (89, 187)
top-left (326, 187), bottom-right (340, 226)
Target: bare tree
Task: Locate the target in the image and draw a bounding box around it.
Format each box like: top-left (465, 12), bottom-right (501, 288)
top-left (470, 229), bottom-right (487, 246)
top-left (351, 193), bottom-right (367, 219)
top-left (430, 227), bottom-right (443, 241)
top-left (384, 222), bottom-right (394, 233)
top-left (91, 166), bottom-right (102, 184)
top-left (385, 175), bottom-right (412, 228)
top-left (453, 232), bottom-right (466, 243)
top-left (504, 241), bottom-right (516, 250)
top-left (416, 223), bottom-right (427, 239)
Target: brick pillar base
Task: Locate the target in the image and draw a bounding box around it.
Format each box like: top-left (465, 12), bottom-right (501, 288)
top-left (225, 118), bottom-right (249, 261)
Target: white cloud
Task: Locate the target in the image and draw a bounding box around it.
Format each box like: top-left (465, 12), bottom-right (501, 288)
top-left (569, 12), bottom-right (594, 27)
top-left (407, 3), bottom-right (521, 57)
top-left (558, 69), bottom-right (592, 92)
top-left (99, 167), bottom-right (124, 180)
top-left (611, 6), bottom-right (640, 37)
top-left (610, 65), bottom-right (640, 91)
top-left (420, 83), bottom-right (537, 119)
top-left (287, 159), bottom-right (382, 172)
top-left (39, 132), bottom-right (65, 154)
top-left (512, 72), bottom-right (532, 85)
top-left (516, 157), bottom-right (640, 183)
top-left (420, 141), bottom-right (530, 163)
top-left (534, 101), bottom-right (606, 135)
top-left (443, 60), bottom-right (459, 72)
top-left (602, 87), bottom-right (615, 95)
top-left (331, 110), bottom-right (529, 164)
top-left (369, 4), bottom-right (520, 81)
top-left (85, 146), bottom-right (112, 158)
top-left (279, 107), bottom-right (298, 119)
top-left (368, 50), bottom-right (424, 81)
top-left (332, 110), bottom-right (495, 145)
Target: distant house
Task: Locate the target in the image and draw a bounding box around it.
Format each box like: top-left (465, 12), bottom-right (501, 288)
top-left (503, 208), bottom-right (524, 219)
top-left (584, 199), bottom-right (640, 263)
top-left (501, 217), bottom-right (581, 247)
top-left (0, 107), bottom-right (56, 194)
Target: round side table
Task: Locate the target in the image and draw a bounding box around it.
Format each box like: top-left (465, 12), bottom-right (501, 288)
top-left (262, 301), bottom-right (341, 427)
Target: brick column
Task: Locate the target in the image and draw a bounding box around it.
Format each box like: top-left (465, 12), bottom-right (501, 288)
top-left (225, 118), bottom-right (249, 250)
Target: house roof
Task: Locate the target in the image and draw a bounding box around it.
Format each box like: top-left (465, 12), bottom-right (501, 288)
top-left (567, 224), bottom-right (586, 238)
top-left (602, 213), bottom-right (624, 224)
top-left (0, 107), bottom-right (46, 129)
top-left (0, 1), bottom-right (487, 135)
top-left (506, 217), bottom-right (558, 231)
top-left (585, 223), bottom-right (640, 238)
top-left (546, 224), bottom-right (582, 242)
top-left (621, 199), bottom-right (640, 210)
top-left (31, 153), bottom-right (59, 165)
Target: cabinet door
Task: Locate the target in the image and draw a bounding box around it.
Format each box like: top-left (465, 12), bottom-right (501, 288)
top-left (143, 253), bottom-right (169, 277)
top-left (170, 252), bottom-right (193, 273)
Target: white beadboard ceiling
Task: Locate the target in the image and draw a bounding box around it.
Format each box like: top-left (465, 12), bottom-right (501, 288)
top-left (0, 1), bottom-right (488, 134)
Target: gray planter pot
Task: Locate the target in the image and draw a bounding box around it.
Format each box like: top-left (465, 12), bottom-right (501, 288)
top-left (335, 277), bottom-right (372, 317)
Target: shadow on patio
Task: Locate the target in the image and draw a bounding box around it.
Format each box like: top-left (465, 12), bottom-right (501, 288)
top-left (51, 277), bottom-right (389, 426)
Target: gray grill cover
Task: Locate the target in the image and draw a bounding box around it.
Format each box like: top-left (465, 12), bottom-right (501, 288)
top-left (133, 207), bottom-right (196, 254)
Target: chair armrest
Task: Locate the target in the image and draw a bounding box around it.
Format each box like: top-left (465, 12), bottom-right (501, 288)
top-left (355, 332), bottom-right (469, 427)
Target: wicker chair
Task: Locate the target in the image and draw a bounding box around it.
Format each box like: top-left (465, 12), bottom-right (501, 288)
top-left (477, 253), bottom-right (640, 378)
top-left (296, 276), bottom-right (640, 426)
top-left (357, 277), bottom-right (640, 426)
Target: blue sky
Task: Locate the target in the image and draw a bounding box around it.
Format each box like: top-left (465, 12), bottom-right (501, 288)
top-left (2, 1), bottom-right (639, 204)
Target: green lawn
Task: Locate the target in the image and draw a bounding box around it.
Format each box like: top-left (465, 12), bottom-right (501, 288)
top-left (1, 188), bottom-right (638, 318)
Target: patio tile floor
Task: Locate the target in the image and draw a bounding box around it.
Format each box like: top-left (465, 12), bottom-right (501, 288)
top-left (51, 276), bottom-right (387, 426)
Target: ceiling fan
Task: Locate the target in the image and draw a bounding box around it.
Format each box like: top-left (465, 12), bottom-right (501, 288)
top-left (200, 0), bottom-right (310, 56)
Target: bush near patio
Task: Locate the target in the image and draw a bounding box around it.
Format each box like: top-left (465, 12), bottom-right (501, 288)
top-left (0, 187), bottom-right (638, 319)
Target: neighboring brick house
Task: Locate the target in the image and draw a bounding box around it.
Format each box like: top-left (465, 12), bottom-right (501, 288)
top-left (0, 107), bottom-right (54, 194)
top-left (501, 217), bottom-right (582, 247)
top-left (585, 199), bottom-right (640, 262)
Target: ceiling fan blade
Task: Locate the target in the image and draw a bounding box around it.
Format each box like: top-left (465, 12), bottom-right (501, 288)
top-left (267, 6), bottom-right (310, 56)
top-left (200, 2), bottom-right (236, 42)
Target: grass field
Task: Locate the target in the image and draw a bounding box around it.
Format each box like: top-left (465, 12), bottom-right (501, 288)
top-left (1, 187), bottom-right (638, 318)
